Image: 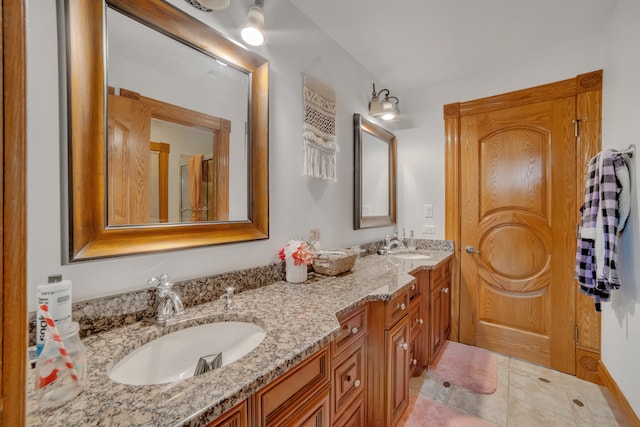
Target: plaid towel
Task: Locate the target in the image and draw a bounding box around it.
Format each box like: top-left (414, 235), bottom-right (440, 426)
top-left (576, 154), bottom-right (603, 310)
top-left (576, 150), bottom-right (630, 311)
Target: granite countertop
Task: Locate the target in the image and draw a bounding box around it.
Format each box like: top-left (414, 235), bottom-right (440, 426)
top-left (26, 250), bottom-right (452, 426)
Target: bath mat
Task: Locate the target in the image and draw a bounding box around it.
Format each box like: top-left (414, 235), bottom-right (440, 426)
top-left (428, 341), bottom-right (498, 394)
top-left (398, 395), bottom-right (494, 427)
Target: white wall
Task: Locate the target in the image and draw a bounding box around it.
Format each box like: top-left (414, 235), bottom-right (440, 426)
top-left (25, 0), bottom-right (389, 310)
top-left (601, 0), bottom-right (640, 415)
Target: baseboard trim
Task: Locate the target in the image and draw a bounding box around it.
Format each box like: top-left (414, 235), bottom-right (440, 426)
top-left (599, 361), bottom-right (640, 427)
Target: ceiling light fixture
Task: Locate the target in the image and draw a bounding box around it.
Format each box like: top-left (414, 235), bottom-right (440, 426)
top-left (184, 0), bottom-right (230, 12)
top-left (368, 83), bottom-right (400, 121)
top-left (241, 0), bottom-right (265, 46)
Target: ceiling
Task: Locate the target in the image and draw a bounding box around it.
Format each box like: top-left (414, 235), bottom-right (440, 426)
top-left (290, 0), bottom-right (619, 94)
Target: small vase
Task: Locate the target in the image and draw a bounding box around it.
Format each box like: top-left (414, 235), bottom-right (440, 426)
top-left (286, 258), bottom-right (307, 283)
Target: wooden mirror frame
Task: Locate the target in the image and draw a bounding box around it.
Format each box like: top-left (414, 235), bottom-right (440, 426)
top-left (353, 113), bottom-right (397, 229)
top-left (61, 0), bottom-right (269, 262)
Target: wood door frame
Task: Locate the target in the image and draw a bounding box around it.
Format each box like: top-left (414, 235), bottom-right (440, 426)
top-left (444, 71), bottom-right (602, 375)
top-left (2, 0), bottom-right (27, 424)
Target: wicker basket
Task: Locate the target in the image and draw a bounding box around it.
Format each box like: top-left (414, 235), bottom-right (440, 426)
top-left (312, 250), bottom-right (358, 276)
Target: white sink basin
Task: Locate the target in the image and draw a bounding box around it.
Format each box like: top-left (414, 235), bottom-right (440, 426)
top-left (393, 253), bottom-right (432, 260)
top-left (108, 321), bottom-right (266, 385)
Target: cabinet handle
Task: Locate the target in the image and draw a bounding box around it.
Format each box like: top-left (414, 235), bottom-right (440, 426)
top-left (399, 342), bottom-right (408, 350)
top-left (350, 326), bottom-right (359, 334)
top-left (353, 379), bottom-right (361, 388)
top-left (441, 287), bottom-right (449, 294)
top-left (397, 302), bottom-right (406, 310)
top-left (411, 284), bottom-right (416, 290)
top-left (411, 359), bottom-right (417, 366)
top-left (416, 318), bottom-right (424, 324)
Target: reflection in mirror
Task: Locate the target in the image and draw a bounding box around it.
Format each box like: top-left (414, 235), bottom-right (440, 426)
top-left (61, 0), bottom-right (269, 261)
top-left (106, 7), bottom-right (248, 225)
top-left (361, 132), bottom-right (390, 216)
top-left (353, 114), bottom-right (397, 229)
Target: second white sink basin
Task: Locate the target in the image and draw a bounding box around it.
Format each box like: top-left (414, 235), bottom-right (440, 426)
top-left (108, 321), bottom-right (266, 385)
top-left (393, 253), bottom-right (432, 260)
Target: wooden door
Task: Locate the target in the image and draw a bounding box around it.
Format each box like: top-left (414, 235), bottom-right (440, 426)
top-left (458, 95), bottom-right (577, 373)
top-left (107, 93), bottom-right (151, 225)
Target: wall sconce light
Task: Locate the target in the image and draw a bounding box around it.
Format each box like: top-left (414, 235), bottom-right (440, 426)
top-left (368, 83), bottom-right (400, 121)
top-left (184, 0), bottom-right (230, 12)
top-left (241, 0), bottom-right (265, 46)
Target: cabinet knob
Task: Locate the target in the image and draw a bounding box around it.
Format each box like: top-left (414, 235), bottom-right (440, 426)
top-left (411, 284), bottom-right (416, 290)
top-left (411, 359), bottom-right (417, 366)
top-left (442, 287), bottom-right (449, 294)
top-left (350, 326), bottom-right (359, 334)
top-left (397, 302), bottom-right (406, 310)
top-left (353, 379), bottom-right (361, 388)
top-left (417, 318), bottom-right (424, 324)
top-left (399, 342), bottom-right (408, 350)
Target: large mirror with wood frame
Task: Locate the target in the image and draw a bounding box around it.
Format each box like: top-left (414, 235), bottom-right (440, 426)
top-left (353, 113), bottom-right (397, 229)
top-left (61, 0), bottom-right (269, 262)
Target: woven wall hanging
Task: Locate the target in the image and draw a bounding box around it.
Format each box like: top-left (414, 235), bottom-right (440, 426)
top-left (303, 69), bottom-right (339, 182)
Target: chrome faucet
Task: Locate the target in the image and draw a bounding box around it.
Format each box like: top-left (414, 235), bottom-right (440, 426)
top-left (220, 286), bottom-right (237, 310)
top-left (150, 274), bottom-right (185, 326)
top-left (379, 234), bottom-right (406, 255)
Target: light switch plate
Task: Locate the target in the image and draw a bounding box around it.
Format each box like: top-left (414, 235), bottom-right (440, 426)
top-left (423, 204), bottom-right (433, 218)
top-left (422, 225), bottom-right (436, 234)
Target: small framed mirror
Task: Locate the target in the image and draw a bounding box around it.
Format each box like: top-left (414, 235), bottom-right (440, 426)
top-left (60, 0), bottom-right (269, 262)
top-left (353, 113), bottom-right (397, 229)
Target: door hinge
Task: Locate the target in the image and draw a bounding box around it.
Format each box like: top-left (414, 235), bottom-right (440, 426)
top-left (573, 118), bottom-right (587, 138)
top-left (575, 325), bottom-right (579, 342)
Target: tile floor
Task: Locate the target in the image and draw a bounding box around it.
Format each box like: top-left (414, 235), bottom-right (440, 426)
top-left (408, 353), bottom-right (625, 426)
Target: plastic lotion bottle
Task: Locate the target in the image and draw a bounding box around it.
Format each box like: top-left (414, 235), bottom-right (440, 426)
top-left (36, 274), bottom-right (72, 356)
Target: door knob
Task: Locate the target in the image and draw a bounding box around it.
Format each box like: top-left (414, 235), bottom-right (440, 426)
top-left (465, 245), bottom-right (481, 254)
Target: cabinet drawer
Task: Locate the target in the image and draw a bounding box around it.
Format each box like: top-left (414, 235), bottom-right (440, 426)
top-left (333, 394), bottom-right (365, 427)
top-left (280, 386), bottom-right (331, 427)
top-left (385, 290), bottom-right (409, 328)
top-left (332, 338), bottom-right (366, 419)
top-left (333, 306), bottom-right (368, 356)
top-left (407, 280), bottom-right (419, 302)
top-left (429, 261), bottom-right (451, 290)
top-left (254, 346), bottom-right (331, 426)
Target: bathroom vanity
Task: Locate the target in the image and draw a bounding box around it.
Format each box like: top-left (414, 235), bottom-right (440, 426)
top-left (26, 251), bottom-right (452, 426)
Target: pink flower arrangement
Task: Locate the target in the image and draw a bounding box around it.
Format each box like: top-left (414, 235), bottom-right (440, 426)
top-left (279, 239), bottom-right (314, 266)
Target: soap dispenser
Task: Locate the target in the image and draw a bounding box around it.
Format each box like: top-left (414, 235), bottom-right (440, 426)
top-left (408, 230), bottom-right (416, 251)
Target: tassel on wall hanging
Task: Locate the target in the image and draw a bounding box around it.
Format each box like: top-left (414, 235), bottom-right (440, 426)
top-left (303, 61), bottom-right (339, 182)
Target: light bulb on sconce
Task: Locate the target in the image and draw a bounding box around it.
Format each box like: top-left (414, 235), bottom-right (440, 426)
top-left (241, 0), bottom-right (265, 46)
top-left (369, 83), bottom-right (400, 121)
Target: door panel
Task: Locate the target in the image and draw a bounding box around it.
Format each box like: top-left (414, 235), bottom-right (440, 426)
top-left (107, 93), bottom-right (151, 225)
top-left (460, 98), bottom-right (577, 374)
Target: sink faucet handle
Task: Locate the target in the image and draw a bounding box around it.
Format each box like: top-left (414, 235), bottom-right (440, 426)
top-left (159, 274), bottom-right (172, 286)
top-left (220, 287), bottom-right (237, 310)
top-left (147, 276), bottom-right (160, 287)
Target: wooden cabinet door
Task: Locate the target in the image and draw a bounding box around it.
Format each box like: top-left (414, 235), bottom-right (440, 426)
top-left (284, 387), bottom-right (331, 427)
top-left (205, 400), bottom-right (247, 427)
top-left (430, 285), bottom-right (444, 363)
top-left (385, 316), bottom-right (409, 427)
